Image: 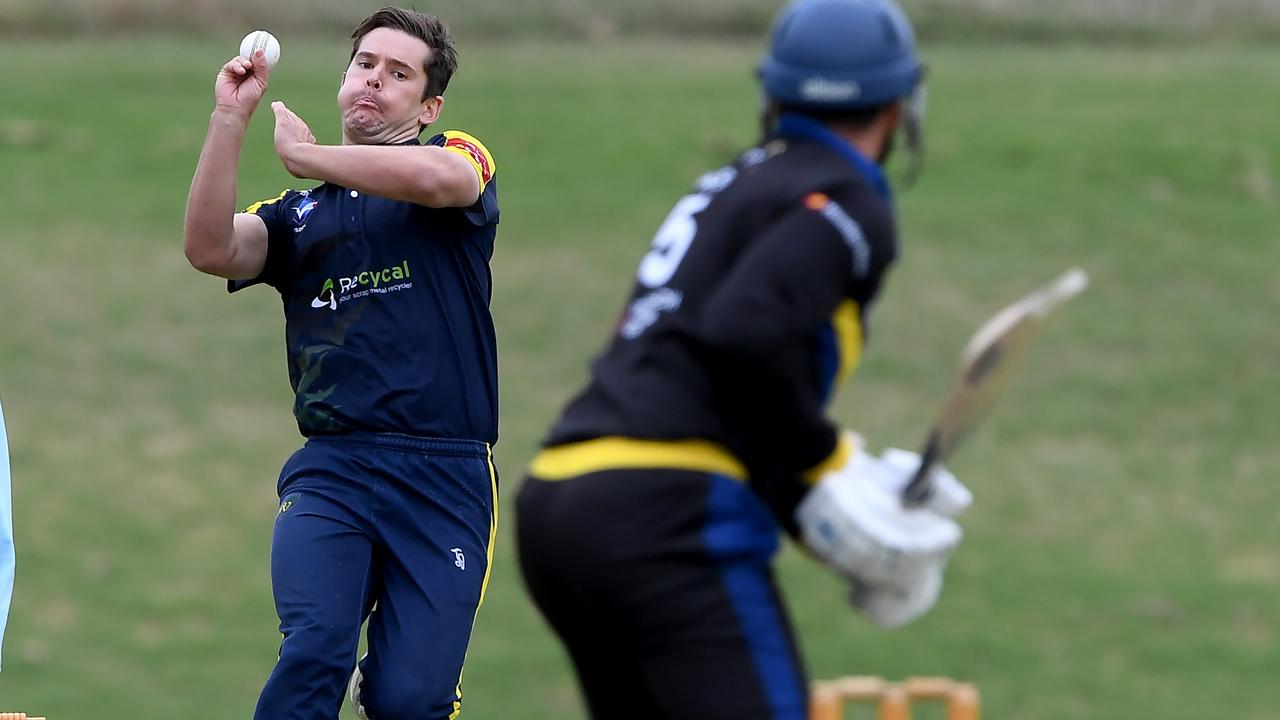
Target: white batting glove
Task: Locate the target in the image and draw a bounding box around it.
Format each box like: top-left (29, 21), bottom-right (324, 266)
top-left (797, 443), bottom-right (961, 584)
top-left (874, 448), bottom-right (972, 519)
top-left (852, 448), bottom-right (971, 627)
top-left (848, 564), bottom-right (944, 628)
top-left (796, 437), bottom-right (970, 626)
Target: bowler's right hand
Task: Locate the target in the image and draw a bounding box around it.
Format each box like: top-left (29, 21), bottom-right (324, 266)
top-left (214, 50), bottom-right (271, 120)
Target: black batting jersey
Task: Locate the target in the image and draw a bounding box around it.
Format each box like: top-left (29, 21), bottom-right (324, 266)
top-left (544, 113), bottom-right (898, 478)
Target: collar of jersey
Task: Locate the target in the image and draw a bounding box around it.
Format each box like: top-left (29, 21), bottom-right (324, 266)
top-left (775, 113), bottom-right (892, 203)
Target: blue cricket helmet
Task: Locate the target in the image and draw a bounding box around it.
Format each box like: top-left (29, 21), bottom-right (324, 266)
top-left (760, 0), bottom-right (923, 110)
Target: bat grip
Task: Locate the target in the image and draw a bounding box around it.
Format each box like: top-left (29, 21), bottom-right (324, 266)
top-left (902, 431), bottom-right (940, 507)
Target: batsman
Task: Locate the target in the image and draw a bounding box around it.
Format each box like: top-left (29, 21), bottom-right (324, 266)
top-left (515, 1), bottom-right (971, 718)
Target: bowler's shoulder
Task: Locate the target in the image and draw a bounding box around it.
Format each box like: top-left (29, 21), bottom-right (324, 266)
top-left (425, 129), bottom-right (491, 149)
top-left (425, 130), bottom-right (496, 164)
top-left (242, 186), bottom-right (323, 216)
top-left (426, 130), bottom-right (497, 190)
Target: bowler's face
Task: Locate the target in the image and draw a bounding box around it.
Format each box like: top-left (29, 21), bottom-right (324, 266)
top-left (339, 27), bottom-right (438, 144)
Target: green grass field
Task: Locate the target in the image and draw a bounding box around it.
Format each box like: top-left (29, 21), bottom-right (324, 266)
top-left (6, 0), bottom-right (1280, 41)
top-left (0, 36), bottom-right (1276, 719)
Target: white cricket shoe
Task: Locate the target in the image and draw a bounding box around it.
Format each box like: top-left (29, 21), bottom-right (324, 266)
top-left (348, 662), bottom-right (368, 719)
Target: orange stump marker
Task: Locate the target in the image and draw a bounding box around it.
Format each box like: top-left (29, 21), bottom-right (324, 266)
top-left (811, 676), bottom-right (980, 720)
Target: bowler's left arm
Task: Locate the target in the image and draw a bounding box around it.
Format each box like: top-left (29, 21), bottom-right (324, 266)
top-left (269, 101), bottom-right (481, 208)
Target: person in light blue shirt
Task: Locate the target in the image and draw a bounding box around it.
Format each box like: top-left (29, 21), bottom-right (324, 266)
top-left (0, 399), bottom-right (14, 671)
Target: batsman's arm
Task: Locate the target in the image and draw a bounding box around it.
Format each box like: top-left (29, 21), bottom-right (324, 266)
top-left (699, 185), bottom-right (897, 484)
top-left (696, 206), bottom-right (855, 473)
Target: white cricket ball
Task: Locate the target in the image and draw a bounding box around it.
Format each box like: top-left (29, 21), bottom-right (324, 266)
top-left (240, 30), bottom-right (281, 69)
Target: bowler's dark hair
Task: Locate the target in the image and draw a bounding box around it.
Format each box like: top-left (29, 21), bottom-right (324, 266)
top-left (350, 7), bottom-right (458, 100)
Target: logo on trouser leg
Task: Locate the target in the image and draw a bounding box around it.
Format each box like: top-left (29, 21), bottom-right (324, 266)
top-left (450, 548), bottom-right (466, 571)
top-left (278, 493), bottom-right (301, 517)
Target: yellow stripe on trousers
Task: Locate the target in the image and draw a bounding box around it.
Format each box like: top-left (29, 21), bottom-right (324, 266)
top-left (449, 443), bottom-right (499, 720)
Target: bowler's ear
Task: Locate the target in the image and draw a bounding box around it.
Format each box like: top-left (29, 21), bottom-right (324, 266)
top-left (340, 71), bottom-right (347, 85)
top-left (418, 95), bottom-right (444, 128)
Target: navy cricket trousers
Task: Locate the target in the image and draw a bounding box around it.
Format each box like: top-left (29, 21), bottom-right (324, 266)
top-left (254, 432), bottom-right (498, 720)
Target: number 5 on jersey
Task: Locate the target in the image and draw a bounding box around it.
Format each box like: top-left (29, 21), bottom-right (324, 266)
top-left (637, 193), bottom-right (712, 288)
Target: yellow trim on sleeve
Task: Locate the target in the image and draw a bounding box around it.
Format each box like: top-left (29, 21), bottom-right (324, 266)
top-left (244, 190), bottom-right (288, 215)
top-left (441, 130), bottom-right (496, 190)
top-left (803, 432), bottom-right (859, 485)
top-left (529, 437), bottom-right (747, 482)
top-left (832, 299), bottom-right (864, 386)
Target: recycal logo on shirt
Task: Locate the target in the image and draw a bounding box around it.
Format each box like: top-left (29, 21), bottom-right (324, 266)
top-left (311, 260), bottom-right (413, 310)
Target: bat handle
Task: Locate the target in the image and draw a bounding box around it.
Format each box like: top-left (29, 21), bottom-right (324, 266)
top-left (902, 431), bottom-right (941, 507)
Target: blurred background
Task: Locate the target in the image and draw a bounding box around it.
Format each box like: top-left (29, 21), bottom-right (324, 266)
top-left (1, 1), bottom-right (1276, 718)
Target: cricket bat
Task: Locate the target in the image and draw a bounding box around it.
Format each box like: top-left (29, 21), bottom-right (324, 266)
top-left (901, 267), bottom-right (1089, 506)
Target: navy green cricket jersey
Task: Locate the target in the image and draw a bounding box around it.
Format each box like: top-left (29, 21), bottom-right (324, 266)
top-left (231, 130), bottom-right (499, 442)
top-left (543, 114), bottom-right (897, 480)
